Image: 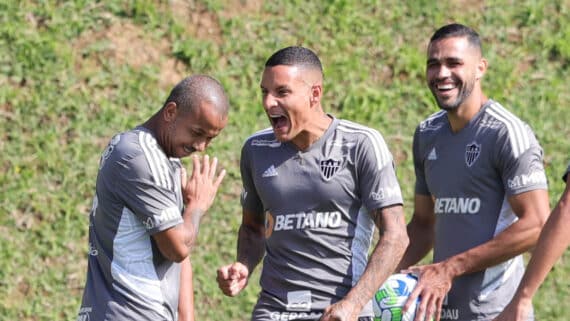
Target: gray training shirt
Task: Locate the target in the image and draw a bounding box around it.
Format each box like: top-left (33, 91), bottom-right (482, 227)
top-left (413, 100), bottom-right (548, 321)
top-left (77, 127), bottom-right (184, 321)
top-left (241, 116), bottom-right (404, 321)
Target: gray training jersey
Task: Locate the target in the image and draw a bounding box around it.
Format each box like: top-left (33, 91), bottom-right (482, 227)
top-left (241, 116), bottom-right (404, 321)
top-left (413, 100), bottom-right (547, 321)
top-left (77, 127), bottom-right (184, 321)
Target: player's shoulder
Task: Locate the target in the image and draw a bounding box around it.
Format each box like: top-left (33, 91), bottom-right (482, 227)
top-left (335, 118), bottom-right (386, 142)
top-left (417, 110), bottom-right (447, 134)
top-left (481, 100), bottom-right (529, 131)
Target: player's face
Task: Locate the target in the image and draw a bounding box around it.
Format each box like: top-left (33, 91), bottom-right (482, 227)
top-left (426, 36), bottom-right (483, 111)
top-left (260, 65), bottom-right (314, 142)
top-left (165, 102), bottom-right (227, 158)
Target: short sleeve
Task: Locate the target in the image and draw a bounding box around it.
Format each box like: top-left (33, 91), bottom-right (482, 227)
top-left (357, 129), bottom-right (403, 211)
top-left (413, 126), bottom-right (430, 196)
top-left (112, 153), bottom-right (183, 234)
top-left (496, 124), bottom-right (548, 195)
top-left (240, 142), bottom-right (264, 214)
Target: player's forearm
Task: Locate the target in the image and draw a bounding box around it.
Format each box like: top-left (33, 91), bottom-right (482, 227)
top-left (346, 206), bottom-right (409, 310)
top-left (442, 215), bottom-right (546, 278)
top-left (180, 207), bottom-right (205, 249)
top-left (396, 219), bottom-right (434, 271)
top-left (178, 258), bottom-right (195, 321)
top-left (237, 223), bottom-right (265, 274)
top-left (513, 188), bottom-right (570, 301)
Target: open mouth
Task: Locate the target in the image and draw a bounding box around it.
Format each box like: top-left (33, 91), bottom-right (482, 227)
top-left (269, 112), bottom-right (289, 131)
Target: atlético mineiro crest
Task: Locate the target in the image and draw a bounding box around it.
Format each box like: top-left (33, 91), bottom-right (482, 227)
top-left (320, 158), bottom-right (342, 180)
top-left (465, 142), bottom-right (481, 167)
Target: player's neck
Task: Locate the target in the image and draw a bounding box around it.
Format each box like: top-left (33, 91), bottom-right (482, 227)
top-left (291, 113), bottom-right (332, 151)
top-left (447, 94), bottom-right (488, 133)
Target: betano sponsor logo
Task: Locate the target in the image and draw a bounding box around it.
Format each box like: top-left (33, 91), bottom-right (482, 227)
top-left (507, 170), bottom-right (547, 189)
top-left (265, 211), bottom-right (342, 238)
top-left (434, 197), bottom-right (481, 214)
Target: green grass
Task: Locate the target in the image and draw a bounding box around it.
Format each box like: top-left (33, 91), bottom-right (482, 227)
top-left (1, 0), bottom-right (569, 320)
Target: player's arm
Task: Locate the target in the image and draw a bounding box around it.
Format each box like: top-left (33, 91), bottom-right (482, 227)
top-left (154, 155), bottom-right (226, 262)
top-left (217, 208), bottom-right (265, 297)
top-left (346, 205), bottom-right (409, 311)
top-left (178, 258), bottom-right (194, 321)
top-left (396, 194), bottom-right (436, 271)
top-left (440, 188), bottom-right (549, 279)
top-left (493, 180), bottom-right (570, 321)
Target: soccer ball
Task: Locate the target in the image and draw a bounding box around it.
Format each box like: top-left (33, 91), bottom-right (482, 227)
top-left (372, 273), bottom-right (420, 321)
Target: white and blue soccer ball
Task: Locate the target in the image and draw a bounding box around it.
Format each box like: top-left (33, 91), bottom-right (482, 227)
top-left (372, 273), bottom-right (420, 321)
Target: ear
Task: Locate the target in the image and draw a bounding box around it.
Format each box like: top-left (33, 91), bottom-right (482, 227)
top-left (476, 58), bottom-right (488, 80)
top-left (310, 83), bottom-right (323, 106)
top-left (163, 102), bottom-right (178, 122)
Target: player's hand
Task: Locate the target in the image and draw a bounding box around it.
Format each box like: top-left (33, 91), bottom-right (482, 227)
top-left (401, 263), bottom-right (453, 321)
top-left (319, 299), bottom-right (359, 321)
top-left (216, 262), bottom-right (249, 297)
top-left (181, 154), bottom-right (226, 212)
top-left (491, 298), bottom-right (532, 321)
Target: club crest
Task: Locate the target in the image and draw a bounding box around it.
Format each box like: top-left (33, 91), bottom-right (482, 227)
top-left (320, 158), bottom-right (342, 180)
top-left (465, 142), bottom-right (481, 167)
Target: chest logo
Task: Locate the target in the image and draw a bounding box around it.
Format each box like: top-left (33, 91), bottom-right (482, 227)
top-left (320, 158), bottom-right (342, 180)
top-left (465, 142), bottom-right (481, 167)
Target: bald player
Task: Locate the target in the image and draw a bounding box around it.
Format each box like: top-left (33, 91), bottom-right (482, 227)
top-left (77, 75), bottom-right (229, 321)
top-left (397, 24), bottom-right (550, 321)
top-left (216, 46), bottom-right (409, 321)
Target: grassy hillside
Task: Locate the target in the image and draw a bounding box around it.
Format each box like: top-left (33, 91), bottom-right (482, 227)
top-left (1, 1), bottom-right (569, 320)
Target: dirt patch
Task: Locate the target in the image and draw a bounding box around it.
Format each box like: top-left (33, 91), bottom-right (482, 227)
top-left (220, 0), bottom-right (263, 18)
top-left (73, 20), bottom-right (185, 89)
top-left (169, 0), bottom-right (223, 44)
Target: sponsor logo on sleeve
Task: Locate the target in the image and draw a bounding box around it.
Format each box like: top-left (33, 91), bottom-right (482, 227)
top-left (77, 307), bottom-right (92, 321)
top-left (370, 186), bottom-right (401, 201)
top-left (507, 170), bottom-right (547, 189)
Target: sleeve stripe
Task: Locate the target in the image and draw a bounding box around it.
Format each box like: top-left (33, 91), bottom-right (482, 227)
top-left (486, 102), bottom-right (530, 158)
top-left (139, 131), bottom-right (173, 190)
top-left (337, 120), bottom-right (392, 169)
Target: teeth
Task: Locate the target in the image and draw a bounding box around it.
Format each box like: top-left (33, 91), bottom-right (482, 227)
top-left (270, 114), bottom-right (281, 118)
top-left (438, 84), bottom-right (455, 90)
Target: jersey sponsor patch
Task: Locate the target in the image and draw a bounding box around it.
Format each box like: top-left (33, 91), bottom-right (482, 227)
top-left (434, 197), bottom-right (481, 214)
top-left (265, 211), bottom-right (342, 238)
top-left (465, 142), bottom-right (481, 167)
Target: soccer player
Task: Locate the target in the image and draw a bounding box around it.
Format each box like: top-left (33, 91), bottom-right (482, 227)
top-left (216, 46), bottom-right (409, 321)
top-left (397, 24), bottom-right (550, 321)
top-left (493, 161), bottom-right (570, 321)
top-left (77, 75), bottom-right (229, 321)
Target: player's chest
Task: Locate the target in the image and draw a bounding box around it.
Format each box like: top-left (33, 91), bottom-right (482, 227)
top-left (423, 133), bottom-right (497, 192)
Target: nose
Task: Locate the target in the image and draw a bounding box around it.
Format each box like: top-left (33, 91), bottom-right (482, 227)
top-left (437, 65), bottom-right (452, 79)
top-left (263, 93), bottom-right (277, 110)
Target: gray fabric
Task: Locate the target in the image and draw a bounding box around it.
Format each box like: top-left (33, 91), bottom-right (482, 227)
top-left (413, 100), bottom-right (547, 321)
top-left (78, 127), bottom-right (184, 321)
top-left (241, 117), bottom-right (403, 320)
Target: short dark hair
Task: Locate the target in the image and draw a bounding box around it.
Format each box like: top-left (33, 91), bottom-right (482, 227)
top-left (265, 46), bottom-right (323, 74)
top-left (164, 75), bottom-right (229, 115)
top-left (430, 23), bottom-right (482, 54)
